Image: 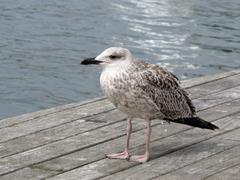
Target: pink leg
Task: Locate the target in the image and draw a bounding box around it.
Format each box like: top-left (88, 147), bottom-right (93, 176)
top-left (130, 120), bottom-right (151, 163)
top-left (106, 117), bottom-right (132, 160)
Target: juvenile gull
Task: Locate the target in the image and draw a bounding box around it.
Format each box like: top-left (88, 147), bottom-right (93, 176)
top-left (81, 47), bottom-right (219, 163)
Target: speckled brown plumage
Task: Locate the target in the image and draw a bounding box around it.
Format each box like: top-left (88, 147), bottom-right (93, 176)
top-left (81, 47), bottom-right (219, 163)
top-left (101, 58), bottom-right (195, 121)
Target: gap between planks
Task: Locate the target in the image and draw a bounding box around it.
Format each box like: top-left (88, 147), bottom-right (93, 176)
top-left (204, 163), bottom-right (240, 180)
top-left (153, 144), bottom-right (240, 180)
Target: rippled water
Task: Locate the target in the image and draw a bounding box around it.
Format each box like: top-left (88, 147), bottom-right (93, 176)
top-left (0, 0), bottom-right (240, 118)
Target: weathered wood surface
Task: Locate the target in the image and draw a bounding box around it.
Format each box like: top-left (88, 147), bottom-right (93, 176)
top-left (1, 70), bottom-right (240, 180)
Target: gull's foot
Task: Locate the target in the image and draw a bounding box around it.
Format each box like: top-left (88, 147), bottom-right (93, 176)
top-left (129, 153), bottom-right (149, 163)
top-left (106, 151), bottom-right (130, 160)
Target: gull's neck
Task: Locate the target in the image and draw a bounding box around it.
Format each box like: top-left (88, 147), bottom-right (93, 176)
top-left (102, 59), bottom-right (133, 73)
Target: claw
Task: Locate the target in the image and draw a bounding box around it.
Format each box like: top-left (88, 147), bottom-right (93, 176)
top-left (106, 151), bottom-right (130, 160)
top-left (129, 153), bottom-right (149, 163)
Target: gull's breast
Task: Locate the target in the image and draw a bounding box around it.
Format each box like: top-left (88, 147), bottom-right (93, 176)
top-left (100, 67), bottom-right (163, 119)
top-left (100, 67), bottom-right (127, 106)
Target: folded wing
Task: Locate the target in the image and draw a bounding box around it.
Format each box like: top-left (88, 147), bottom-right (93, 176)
top-left (136, 63), bottom-right (196, 120)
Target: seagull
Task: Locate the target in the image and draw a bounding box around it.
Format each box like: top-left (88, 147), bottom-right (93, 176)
top-left (81, 47), bottom-right (219, 163)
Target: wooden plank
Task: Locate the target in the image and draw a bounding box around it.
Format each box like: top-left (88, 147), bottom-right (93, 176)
top-left (45, 114), bottom-right (240, 180)
top-left (0, 70), bottom-right (239, 130)
top-left (0, 109), bottom-right (126, 159)
top-left (154, 145), bottom-right (240, 180)
top-left (193, 86), bottom-right (240, 111)
top-left (0, 167), bottom-right (58, 180)
top-left (205, 164), bottom-right (240, 180)
top-left (0, 85), bottom-right (240, 177)
top-left (181, 69), bottom-right (240, 89)
top-left (188, 73), bottom-right (240, 99)
top-left (0, 96), bottom-right (106, 128)
top-left (0, 99), bottom-right (115, 143)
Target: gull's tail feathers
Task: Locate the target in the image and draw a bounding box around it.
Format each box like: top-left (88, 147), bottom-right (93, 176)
top-left (167, 117), bottom-right (219, 130)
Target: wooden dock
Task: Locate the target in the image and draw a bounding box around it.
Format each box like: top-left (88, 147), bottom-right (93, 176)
top-left (1, 70), bottom-right (240, 180)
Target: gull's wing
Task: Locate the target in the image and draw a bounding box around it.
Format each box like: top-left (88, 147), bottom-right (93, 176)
top-left (134, 62), bottom-right (196, 120)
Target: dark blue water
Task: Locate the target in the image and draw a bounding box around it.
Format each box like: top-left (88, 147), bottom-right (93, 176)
top-left (0, 0), bottom-right (240, 119)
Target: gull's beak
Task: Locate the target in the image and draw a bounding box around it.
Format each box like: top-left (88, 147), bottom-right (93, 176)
top-left (81, 57), bottom-right (102, 65)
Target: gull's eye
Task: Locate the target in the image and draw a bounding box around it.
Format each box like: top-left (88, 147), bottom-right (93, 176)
top-left (109, 55), bottom-right (119, 59)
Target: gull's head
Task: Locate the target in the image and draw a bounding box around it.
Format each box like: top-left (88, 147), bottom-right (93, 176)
top-left (81, 47), bottom-right (133, 68)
